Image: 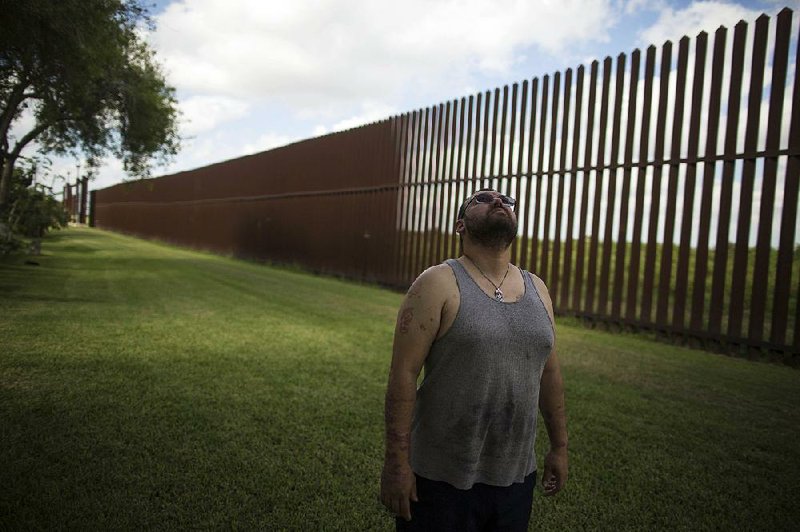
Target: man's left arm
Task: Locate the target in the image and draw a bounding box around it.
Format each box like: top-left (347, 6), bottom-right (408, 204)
top-left (539, 351), bottom-right (568, 495)
top-left (532, 274), bottom-right (568, 496)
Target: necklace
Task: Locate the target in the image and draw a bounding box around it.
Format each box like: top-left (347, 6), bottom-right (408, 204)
top-left (464, 255), bottom-right (511, 302)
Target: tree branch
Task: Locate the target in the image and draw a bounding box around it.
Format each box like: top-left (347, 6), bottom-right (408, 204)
top-left (0, 80), bottom-right (32, 145)
top-left (8, 123), bottom-right (49, 163)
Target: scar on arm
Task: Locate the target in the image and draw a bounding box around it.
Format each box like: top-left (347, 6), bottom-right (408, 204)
top-left (384, 393), bottom-right (412, 470)
top-left (399, 308), bottom-right (413, 333)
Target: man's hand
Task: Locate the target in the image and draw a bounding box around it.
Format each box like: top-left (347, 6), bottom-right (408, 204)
top-left (380, 461), bottom-right (418, 521)
top-left (542, 447), bottom-right (568, 496)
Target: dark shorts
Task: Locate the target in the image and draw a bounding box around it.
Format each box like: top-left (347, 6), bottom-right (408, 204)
top-left (396, 471), bottom-right (536, 532)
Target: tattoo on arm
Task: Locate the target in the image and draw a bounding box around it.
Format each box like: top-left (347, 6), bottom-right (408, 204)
top-left (399, 308), bottom-right (413, 334)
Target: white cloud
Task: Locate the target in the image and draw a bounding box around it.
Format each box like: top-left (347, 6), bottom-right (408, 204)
top-left (151, 0), bottom-right (618, 112)
top-left (625, 0), bottom-right (663, 15)
top-left (164, 131), bottom-right (256, 170)
top-left (242, 132), bottom-right (297, 154)
top-left (638, 1), bottom-right (760, 46)
top-left (179, 95), bottom-right (249, 136)
top-left (88, 157), bottom-right (125, 191)
top-left (327, 102), bottom-right (399, 133)
top-left (312, 124), bottom-right (329, 137)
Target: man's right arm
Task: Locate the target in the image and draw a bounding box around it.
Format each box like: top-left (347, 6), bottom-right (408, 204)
top-left (380, 266), bottom-right (446, 522)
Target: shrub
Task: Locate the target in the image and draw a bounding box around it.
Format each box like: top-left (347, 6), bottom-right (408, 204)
top-left (1, 176), bottom-right (68, 255)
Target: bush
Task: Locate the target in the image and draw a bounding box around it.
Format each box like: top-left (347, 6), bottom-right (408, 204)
top-left (1, 179), bottom-right (68, 255)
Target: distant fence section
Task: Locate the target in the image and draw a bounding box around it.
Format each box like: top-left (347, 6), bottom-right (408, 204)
top-left (96, 8), bottom-right (800, 359)
top-left (95, 122), bottom-right (402, 284)
top-left (64, 177), bottom-right (89, 224)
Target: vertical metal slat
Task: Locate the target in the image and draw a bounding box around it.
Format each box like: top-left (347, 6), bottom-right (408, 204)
top-left (673, 32), bottom-right (708, 330)
top-left (709, 21), bottom-right (746, 335)
top-left (749, 9), bottom-right (791, 343)
top-left (773, 8), bottom-right (800, 347)
top-left (728, 15), bottom-right (768, 341)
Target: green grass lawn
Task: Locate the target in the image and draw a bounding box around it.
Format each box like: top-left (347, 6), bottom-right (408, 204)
top-left (1, 227), bottom-right (798, 530)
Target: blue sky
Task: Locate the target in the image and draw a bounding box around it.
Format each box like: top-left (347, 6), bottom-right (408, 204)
top-left (19, 0), bottom-right (798, 190)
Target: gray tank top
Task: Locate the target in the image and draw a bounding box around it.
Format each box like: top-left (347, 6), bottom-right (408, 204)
top-left (409, 258), bottom-right (555, 489)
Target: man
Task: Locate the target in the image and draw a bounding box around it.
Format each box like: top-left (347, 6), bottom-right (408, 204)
top-left (380, 189), bottom-right (568, 530)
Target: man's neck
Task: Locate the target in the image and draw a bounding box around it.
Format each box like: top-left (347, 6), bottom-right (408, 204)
top-left (461, 241), bottom-right (512, 279)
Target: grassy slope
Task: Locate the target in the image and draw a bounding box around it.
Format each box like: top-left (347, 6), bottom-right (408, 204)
top-left (1, 227), bottom-right (798, 530)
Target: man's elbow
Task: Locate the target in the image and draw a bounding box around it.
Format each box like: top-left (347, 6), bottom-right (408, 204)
top-left (388, 362), bottom-right (421, 389)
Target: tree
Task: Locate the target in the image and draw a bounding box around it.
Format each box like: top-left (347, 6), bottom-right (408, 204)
top-left (0, 0), bottom-right (180, 218)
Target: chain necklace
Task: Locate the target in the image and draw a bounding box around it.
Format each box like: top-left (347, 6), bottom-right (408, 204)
top-left (464, 255), bottom-right (511, 302)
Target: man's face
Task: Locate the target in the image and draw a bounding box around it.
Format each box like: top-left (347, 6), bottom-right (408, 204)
top-left (460, 190), bottom-right (518, 249)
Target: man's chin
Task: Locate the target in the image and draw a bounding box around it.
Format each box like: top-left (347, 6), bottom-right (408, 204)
top-left (473, 237), bottom-right (516, 250)
top-left (467, 228), bottom-right (518, 249)
top-left (463, 214), bottom-right (518, 248)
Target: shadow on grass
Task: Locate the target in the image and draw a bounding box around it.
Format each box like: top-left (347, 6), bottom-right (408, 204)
top-left (1, 293), bottom-right (107, 304)
top-left (55, 244), bottom-right (99, 254)
top-left (45, 228), bottom-right (106, 243)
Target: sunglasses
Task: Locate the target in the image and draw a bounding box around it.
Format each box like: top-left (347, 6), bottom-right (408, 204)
top-left (469, 192), bottom-right (516, 209)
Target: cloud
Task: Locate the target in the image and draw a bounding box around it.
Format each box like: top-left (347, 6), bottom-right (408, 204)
top-left (242, 132), bottom-right (298, 154)
top-left (638, 1), bottom-right (760, 46)
top-left (165, 131), bottom-right (257, 171)
top-left (625, 0), bottom-right (663, 15)
top-left (179, 95), bottom-right (249, 136)
top-left (87, 157), bottom-right (126, 190)
top-left (314, 102), bottom-right (400, 136)
top-left (151, 0), bottom-right (618, 112)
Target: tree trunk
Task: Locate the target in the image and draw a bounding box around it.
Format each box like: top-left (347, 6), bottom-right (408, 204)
top-left (0, 158), bottom-right (15, 217)
top-left (29, 238), bottom-right (41, 255)
top-left (0, 123), bottom-right (48, 215)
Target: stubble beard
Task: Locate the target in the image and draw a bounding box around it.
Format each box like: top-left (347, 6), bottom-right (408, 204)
top-left (463, 208), bottom-right (518, 250)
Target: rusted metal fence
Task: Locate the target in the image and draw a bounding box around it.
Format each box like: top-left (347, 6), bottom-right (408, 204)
top-left (96, 8), bottom-right (800, 359)
top-left (95, 122), bottom-right (402, 284)
top-left (63, 178), bottom-right (88, 223)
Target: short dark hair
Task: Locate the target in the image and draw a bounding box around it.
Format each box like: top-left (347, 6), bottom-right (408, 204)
top-left (456, 189), bottom-right (497, 222)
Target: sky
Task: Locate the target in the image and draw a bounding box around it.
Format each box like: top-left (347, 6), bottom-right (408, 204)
top-left (17, 0), bottom-right (799, 191)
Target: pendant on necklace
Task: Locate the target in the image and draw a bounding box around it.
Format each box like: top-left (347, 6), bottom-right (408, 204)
top-left (494, 288), bottom-right (504, 302)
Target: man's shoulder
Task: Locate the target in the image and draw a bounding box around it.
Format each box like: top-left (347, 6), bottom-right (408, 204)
top-left (525, 270), bottom-right (546, 288)
top-left (413, 261), bottom-right (456, 286)
top-left (525, 271), bottom-right (554, 319)
top-left (407, 262), bottom-right (458, 299)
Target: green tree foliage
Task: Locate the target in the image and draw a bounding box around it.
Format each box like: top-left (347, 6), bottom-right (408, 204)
top-left (0, 162), bottom-right (68, 254)
top-left (0, 0), bottom-right (180, 217)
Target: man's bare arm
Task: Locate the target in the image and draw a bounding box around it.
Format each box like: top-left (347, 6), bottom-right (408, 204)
top-left (381, 266), bottom-right (447, 521)
top-left (532, 275), bottom-right (569, 496)
top-left (539, 351), bottom-right (568, 495)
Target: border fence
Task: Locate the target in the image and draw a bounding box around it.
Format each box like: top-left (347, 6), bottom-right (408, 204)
top-left (63, 177), bottom-right (88, 224)
top-left (95, 8), bottom-right (800, 360)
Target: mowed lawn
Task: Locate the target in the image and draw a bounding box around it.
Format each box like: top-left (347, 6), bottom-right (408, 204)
top-left (1, 227), bottom-right (798, 530)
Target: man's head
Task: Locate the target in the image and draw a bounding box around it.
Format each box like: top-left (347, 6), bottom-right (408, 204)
top-left (455, 189), bottom-right (518, 250)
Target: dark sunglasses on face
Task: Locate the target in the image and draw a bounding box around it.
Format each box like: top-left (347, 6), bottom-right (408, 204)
top-left (471, 192), bottom-right (516, 209)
